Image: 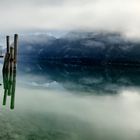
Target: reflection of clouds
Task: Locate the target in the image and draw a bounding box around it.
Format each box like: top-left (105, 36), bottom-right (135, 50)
top-left (104, 83), bottom-right (119, 91)
top-left (14, 86), bottom-right (140, 140)
top-left (117, 78), bottom-right (132, 85)
top-left (18, 61), bottom-right (140, 95)
top-left (79, 77), bottom-right (103, 84)
top-left (28, 81), bottom-right (65, 90)
top-left (119, 89), bottom-right (140, 131)
top-left (120, 89), bottom-right (140, 104)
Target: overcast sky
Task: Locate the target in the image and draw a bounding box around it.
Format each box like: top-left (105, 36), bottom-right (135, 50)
top-left (0, 0), bottom-right (140, 38)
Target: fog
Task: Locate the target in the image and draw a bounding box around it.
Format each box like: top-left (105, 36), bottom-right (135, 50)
top-left (1, 60), bottom-right (140, 139)
top-left (1, 86), bottom-right (139, 140)
top-left (0, 0), bottom-right (140, 39)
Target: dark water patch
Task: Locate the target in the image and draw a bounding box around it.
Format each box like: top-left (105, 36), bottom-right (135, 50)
top-left (18, 61), bottom-right (140, 94)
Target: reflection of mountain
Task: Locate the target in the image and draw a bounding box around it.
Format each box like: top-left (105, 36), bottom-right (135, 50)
top-left (18, 32), bottom-right (140, 65)
top-left (18, 61), bottom-right (140, 94)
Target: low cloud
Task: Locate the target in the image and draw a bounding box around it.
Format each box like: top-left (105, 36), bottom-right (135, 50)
top-left (0, 0), bottom-right (140, 38)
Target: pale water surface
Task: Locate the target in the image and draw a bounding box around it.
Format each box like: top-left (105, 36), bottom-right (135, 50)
top-left (0, 62), bottom-right (140, 140)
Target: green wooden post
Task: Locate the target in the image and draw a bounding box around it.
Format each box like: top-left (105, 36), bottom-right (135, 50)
top-left (14, 34), bottom-right (18, 63)
top-left (6, 36), bottom-right (10, 53)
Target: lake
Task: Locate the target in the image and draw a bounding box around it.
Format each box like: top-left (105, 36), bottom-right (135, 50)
top-left (0, 61), bottom-right (140, 140)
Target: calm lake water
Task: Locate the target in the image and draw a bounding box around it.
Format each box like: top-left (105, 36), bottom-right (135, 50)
top-left (0, 61), bottom-right (140, 140)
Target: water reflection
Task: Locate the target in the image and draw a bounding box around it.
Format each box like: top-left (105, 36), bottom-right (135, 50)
top-left (0, 61), bottom-right (140, 139)
top-left (19, 61), bottom-right (140, 94)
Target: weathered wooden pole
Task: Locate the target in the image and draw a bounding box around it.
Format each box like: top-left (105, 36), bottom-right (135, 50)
top-left (2, 34), bottom-right (18, 109)
top-left (6, 36), bottom-right (10, 53)
top-left (10, 61), bottom-right (16, 110)
top-left (8, 47), bottom-right (14, 96)
top-left (10, 34), bottom-right (18, 110)
top-left (14, 34), bottom-right (18, 63)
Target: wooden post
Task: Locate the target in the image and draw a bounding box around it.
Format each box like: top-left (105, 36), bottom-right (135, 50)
top-left (11, 34), bottom-right (18, 110)
top-left (2, 34), bottom-right (18, 110)
top-left (8, 47), bottom-right (14, 96)
top-left (14, 34), bottom-right (18, 63)
top-left (6, 36), bottom-right (10, 53)
top-left (10, 62), bottom-right (16, 110)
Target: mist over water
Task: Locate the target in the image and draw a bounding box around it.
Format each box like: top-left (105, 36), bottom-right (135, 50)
top-left (0, 61), bottom-right (140, 140)
top-left (0, 0), bottom-right (140, 138)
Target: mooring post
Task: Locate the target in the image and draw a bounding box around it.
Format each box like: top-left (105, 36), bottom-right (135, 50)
top-left (3, 36), bottom-right (10, 74)
top-left (8, 47), bottom-right (14, 96)
top-left (14, 34), bottom-right (18, 63)
top-left (10, 34), bottom-right (18, 110)
top-left (2, 34), bottom-right (18, 110)
top-left (10, 64), bottom-right (16, 110)
top-left (6, 36), bottom-right (10, 53)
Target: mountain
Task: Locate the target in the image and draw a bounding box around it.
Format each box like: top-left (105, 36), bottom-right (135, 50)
top-left (18, 32), bottom-right (140, 65)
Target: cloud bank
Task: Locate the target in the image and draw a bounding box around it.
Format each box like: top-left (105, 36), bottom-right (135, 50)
top-left (0, 0), bottom-right (140, 38)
